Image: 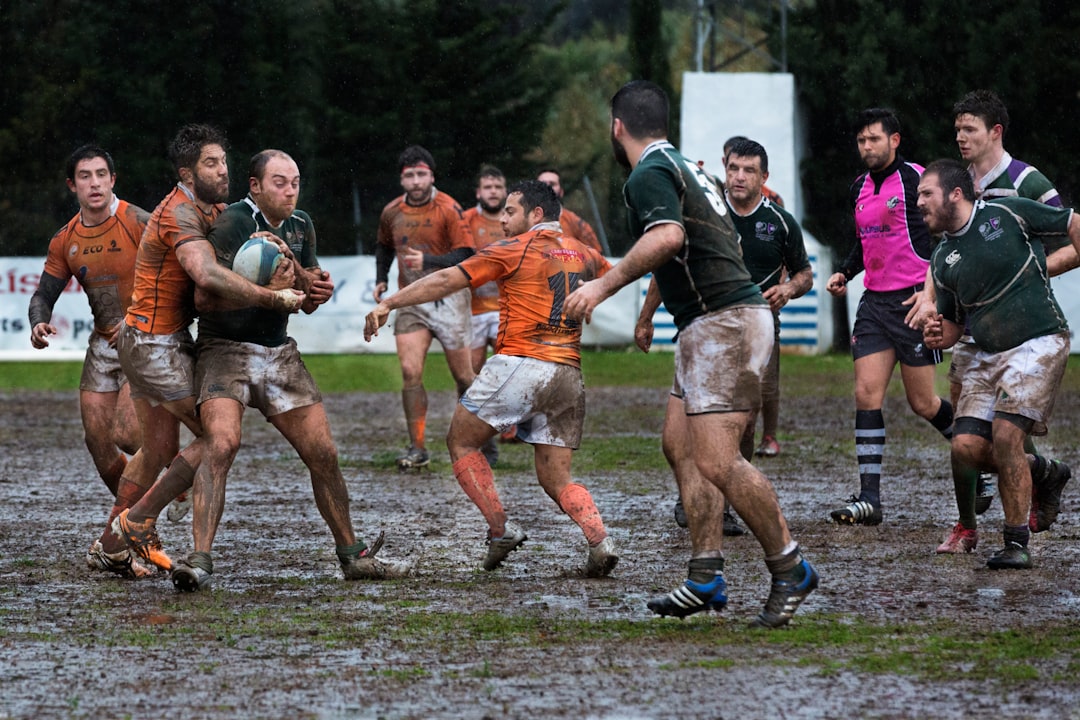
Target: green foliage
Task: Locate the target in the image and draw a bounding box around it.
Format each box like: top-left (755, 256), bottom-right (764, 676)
top-left (783, 0), bottom-right (1080, 249)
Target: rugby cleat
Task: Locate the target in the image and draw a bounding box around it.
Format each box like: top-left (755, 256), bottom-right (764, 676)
top-left (113, 509), bottom-right (174, 571)
top-left (935, 523), bottom-right (977, 554)
top-left (647, 574), bottom-right (728, 618)
top-left (987, 542), bottom-right (1033, 570)
top-left (583, 536), bottom-right (619, 578)
top-left (830, 496), bottom-right (882, 525)
top-left (166, 491), bottom-right (192, 522)
top-left (1031, 459), bottom-right (1071, 533)
top-left (172, 551), bottom-right (213, 592)
top-left (752, 559), bottom-right (819, 628)
top-left (340, 532), bottom-right (412, 580)
top-left (755, 435), bottom-right (780, 457)
top-left (482, 522), bottom-right (527, 571)
top-left (86, 539), bottom-right (155, 579)
top-left (396, 446), bottom-right (430, 471)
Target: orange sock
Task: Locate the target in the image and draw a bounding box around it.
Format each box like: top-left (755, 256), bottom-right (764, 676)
top-left (453, 451), bottom-right (506, 536)
top-left (402, 385), bottom-right (427, 449)
top-left (557, 483), bottom-right (607, 546)
top-left (100, 454), bottom-right (127, 497)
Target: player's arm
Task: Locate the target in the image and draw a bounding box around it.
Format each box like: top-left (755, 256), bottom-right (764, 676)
top-left (634, 276), bottom-right (663, 353)
top-left (364, 266), bottom-right (470, 341)
top-left (374, 220), bottom-right (395, 302)
top-left (762, 265), bottom-right (812, 312)
top-left (28, 272), bottom-right (67, 349)
top-left (565, 222), bottom-right (683, 324)
top-left (299, 266), bottom-right (333, 314)
top-left (1050, 212), bottom-right (1080, 276)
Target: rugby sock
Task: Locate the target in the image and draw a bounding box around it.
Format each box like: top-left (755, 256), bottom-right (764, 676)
top-left (855, 409), bottom-right (885, 507)
top-left (929, 398), bottom-right (954, 440)
top-left (99, 479), bottom-right (145, 552)
top-left (452, 451), bottom-right (507, 536)
top-left (765, 542), bottom-right (805, 579)
top-left (556, 483), bottom-right (607, 546)
top-left (127, 455), bottom-right (196, 523)
top-left (687, 556), bottom-right (725, 584)
top-left (402, 385), bottom-right (427, 449)
top-left (1004, 524), bottom-right (1030, 549)
top-left (100, 454), bottom-right (127, 497)
top-left (952, 459), bottom-right (980, 529)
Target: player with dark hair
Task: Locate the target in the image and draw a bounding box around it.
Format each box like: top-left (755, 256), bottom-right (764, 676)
top-left (106, 125), bottom-right (303, 576)
top-left (569, 80), bottom-right (817, 628)
top-left (722, 135), bottom-right (784, 209)
top-left (919, 158), bottom-right (1078, 569)
top-left (120, 149), bottom-right (406, 590)
top-left (825, 108), bottom-right (954, 526)
top-left (725, 138), bottom-right (813, 460)
top-left (537, 167), bottom-right (604, 253)
top-left (374, 145), bottom-right (477, 470)
top-left (29, 145), bottom-right (150, 577)
top-left (366, 179), bottom-right (618, 577)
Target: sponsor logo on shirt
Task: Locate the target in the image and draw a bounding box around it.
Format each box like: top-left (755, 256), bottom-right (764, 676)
top-left (945, 250), bottom-right (961, 266)
top-left (978, 216), bottom-right (1004, 242)
top-left (887, 196), bottom-right (900, 209)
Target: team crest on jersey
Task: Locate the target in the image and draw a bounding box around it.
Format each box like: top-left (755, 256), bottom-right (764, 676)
top-left (68, 243), bottom-right (79, 258)
top-left (978, 216), bottom-right (1004, 242)
top-left (945, 250), bottom-right (961, 266)
top-left (754, 221), bottom-right (777, 242)
top-left (887, 196), bottom-right (899, 209)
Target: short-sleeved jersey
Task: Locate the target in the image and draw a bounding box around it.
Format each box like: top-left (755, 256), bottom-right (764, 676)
top-left (125, 183), bottom-right (225, 335)
top-left (931, 197), bottom-right (1072, 352)
top-left (761, 184), bottom-right (784, 208)
top-left (727, 195), bottom-right (810, 292)
top-left (840, 156), bottom-right (933, 291)
top-left (976, 151), bottom-right (1061, 207)
top-left (623, 141), bottom-right (763, 331)
top-left (42, 196), bottom-right (148, 333)
top-left (376, 188), bottom-right (474, 288)
top-left (458, 221), bottom-right (610, 368)
top-left (198, 197), bottom-right (317, 347)
top-left (463, 206), bottom-right (506, 315)
top-left (558, 207), bottom-right (603, 253)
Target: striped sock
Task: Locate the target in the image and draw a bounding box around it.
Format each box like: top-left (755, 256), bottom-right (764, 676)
top-left (856, 409), bottom-right (885, 506)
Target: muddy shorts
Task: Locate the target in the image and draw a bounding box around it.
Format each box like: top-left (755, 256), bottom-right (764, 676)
top-left (195, 336), bottom-right (321, 418)
top-left (851, 286), bottom-right (941, 366)
top-left (470, 310), bottom-right (499, 350)
top-left (946, 337), bottom-right (977, 386)
top-left (956, 332), bottom-right (1069, 436)
top-left (393, 287), bottom-right (472, 351)
top-left (117, 324), bottom-right (195, 404)
top-left (671, 305), bottom-right (773, 415)
top-left (459, 354), bottom-right (585, 448)
top-left (80, 333), bottom-right (128, 393)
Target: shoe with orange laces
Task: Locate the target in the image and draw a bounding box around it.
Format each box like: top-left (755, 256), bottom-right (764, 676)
top-left (113, 509), bottom-right (174, 571)
top-left (935, 523), bottom-right (977, 554)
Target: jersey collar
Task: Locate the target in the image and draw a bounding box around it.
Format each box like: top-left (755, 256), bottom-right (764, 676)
top-left (970, 151), bottom-right (1013, 196)
top-left (640, 140), bottom-right (675, 161)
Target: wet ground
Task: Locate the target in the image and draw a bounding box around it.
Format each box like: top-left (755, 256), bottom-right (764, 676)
top-left (2, 378), bottom-right (1080, 719)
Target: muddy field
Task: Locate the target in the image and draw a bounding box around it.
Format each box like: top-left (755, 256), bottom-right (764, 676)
top-left (2, 371), bottom-right (1080, 719)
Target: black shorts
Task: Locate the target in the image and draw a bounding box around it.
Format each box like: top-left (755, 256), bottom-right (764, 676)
top-left (851, 286), bottom-right (941, 367)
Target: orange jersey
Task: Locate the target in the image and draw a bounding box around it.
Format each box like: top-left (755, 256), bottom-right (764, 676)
top-left (558, 207), bottom-right (603, 253)
top-left (377, 189), bottom-right (474, 288)
top-left (463, 205), bottom-right (507, 315)
top-left (458, 222), bottom-right (611, 368)
top-left (42, 197), bottom-right (149, 333)
top-left (126, 184), bottom-right (224, 334)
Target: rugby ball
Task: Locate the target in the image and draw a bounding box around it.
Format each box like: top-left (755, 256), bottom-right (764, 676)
top-left (232, 237), bottom-right (284, 285)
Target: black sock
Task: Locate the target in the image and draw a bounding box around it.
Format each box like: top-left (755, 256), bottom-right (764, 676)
top-left (1004, 524), bottom-right (1030, 549)
top-left (929, 398), bottom-right (953, 440)
top-left (856, 409), bottom-right (885, 506)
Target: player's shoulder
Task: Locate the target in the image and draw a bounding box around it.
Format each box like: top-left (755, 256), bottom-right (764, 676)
top-left (291, 208), bottom-right (314, 227)
top-left (380, 194), bottom-right (407, 216)
top-left (433, 189), bottom-right (465, 213)
top-left (117, 199), bottom-right (151, 227)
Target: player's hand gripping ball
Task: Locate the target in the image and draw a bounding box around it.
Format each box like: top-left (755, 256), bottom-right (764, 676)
top-left (232, 237), bottom-right (284, 285)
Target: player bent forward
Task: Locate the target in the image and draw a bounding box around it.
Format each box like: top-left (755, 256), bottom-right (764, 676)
top-left (919, 159), bottom-right (1076, 569)
top-left (365, 180), bottom-right (618, 577)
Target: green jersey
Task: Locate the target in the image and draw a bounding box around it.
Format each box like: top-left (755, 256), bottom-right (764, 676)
top-left (931, 197), bottom-right (1072, 352)
top-left (624, 141), bottom-right (763, 331)
top-left (199, 197), bottom-right (318, 346)
top-left (977, 151), bottom-right (1061, 208)
top-left (726, 195), bottom-right (810, 292)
